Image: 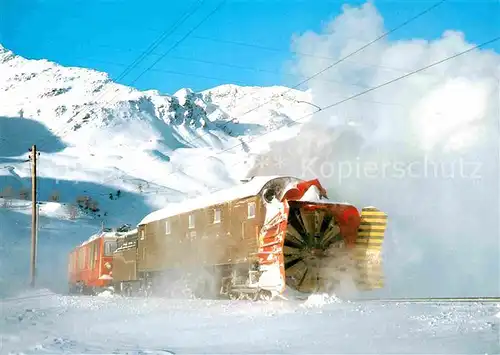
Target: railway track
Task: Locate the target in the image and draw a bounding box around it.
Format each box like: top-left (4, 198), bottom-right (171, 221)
top-left (353, 297), bottom-right (500, 303)
top-left (2, 291), bottom-right (499, 304)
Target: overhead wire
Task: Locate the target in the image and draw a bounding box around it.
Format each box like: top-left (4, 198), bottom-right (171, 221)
top-left (21, 0), bottom-right (442, 152)
top-left (125, 0), bottom-right (228, 87)
top-left (70, 55), bottom-right (420, 112)
top-left (200, 35), bottom-right (500, 156)
top-left (112, 34), bottom-right (500, 196)
top-left (77, 0), bottom-right (206, 105)
top-left (27, 0), bottom-right (207, 147)
top-left (188, 35), bottom-right (445, 78)
top-left (66, 1), bottom-right (228, 181)
top-left (198, 34), bottom-right (500, 172)
top-left (76, 54), bottom-right (373, 89)
top-left (97, 0), bottom-right (447, 187)
top-left (218, 0), bottom-right (449, 121)
top-left (34, 35), bottom-right (456, 84)
top-left (110, 0), bottom-right (206, 83)
top-left (36, 21), bottom-right (464, 78)
top-left (46, 1), bottom-right (226, 147)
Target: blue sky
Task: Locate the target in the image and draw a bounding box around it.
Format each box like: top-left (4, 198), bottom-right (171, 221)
top-left (1, 0), bottom-right (498, 95)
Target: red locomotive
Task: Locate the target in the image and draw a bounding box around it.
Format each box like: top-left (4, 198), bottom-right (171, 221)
top-left (67, 227), bottom-right (131, 294)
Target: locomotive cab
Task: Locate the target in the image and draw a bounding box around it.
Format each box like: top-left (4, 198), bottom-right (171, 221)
top-left (67, 226), bottom-right (134, 295)
top-left (103, 239), bottom-right (118, 256)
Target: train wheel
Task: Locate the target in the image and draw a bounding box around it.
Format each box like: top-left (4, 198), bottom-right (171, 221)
top-left (123, 284), bottom-right (132, 297)
top-left (258, 290), bottom-right (273, 301)
top-left (242, 293), bottom-right (253, 301)
top-left (76, 282), bottom-right (84, 295)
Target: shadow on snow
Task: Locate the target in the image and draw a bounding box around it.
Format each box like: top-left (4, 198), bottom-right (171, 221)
top-left (0, 116), bottom-right (66, 156)
top-left (0, 176), bottom-right (157, 298)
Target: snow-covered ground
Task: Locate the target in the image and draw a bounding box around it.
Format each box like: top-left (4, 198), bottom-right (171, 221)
top-left (1, 290), bottom-right (499, 354)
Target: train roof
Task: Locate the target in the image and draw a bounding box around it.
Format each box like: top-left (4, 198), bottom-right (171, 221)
top-left (80, 227), bottom-right (138, 247)
top-left (120, 228), bottom-right (138, 237)
top-left (138, 175), bottom-right (296, 225)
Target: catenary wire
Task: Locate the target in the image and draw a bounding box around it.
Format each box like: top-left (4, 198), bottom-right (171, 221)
top-left (97, 0), bottom-right (447, 186)
top-left (222, 0), bottom-right (448, 120)
top-left (23, 0), bottom-right (443, 152)
top-left (29, 0), bottom-right (207, 147)
top-left (72, 0), bottom-right (205, 115)
top-left (126, 1), bottom-right (228, 87)
top-left (37, 20), bottom-right (458, 78)
top-left (117, 34), bottom-right (500, 192)
top-left (49, 1), bottom-right (226, 144)
top-left (80, 0), bottom-right (205, 105)
top-left (188, 35), bottom-right (444, 78)
top-left (107, 0), bottom-right (205, 85)
top-left (76, 54), bottom-right (373, 89)
top-left (37, 36), bottom-right (455, 82)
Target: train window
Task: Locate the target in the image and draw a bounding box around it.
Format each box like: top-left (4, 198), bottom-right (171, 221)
top-left (90, 244), bottom-right (95, 269)
top-left (78, 248), bottom-right (84, 269)
top-left (104, 241), bottom-right (117, 256)
top-left (214, 209), bottom-right (221, 224)
top-left (93, 243), bottom-right (99, 269)
top-left (247, 202), bottom-right (256, 219)
top-left (165, 220), bottom-right (171, 235)
top-left (94, 243), bottom-right (99, 268)
top-left (189, 214), bottom-right (195, 229)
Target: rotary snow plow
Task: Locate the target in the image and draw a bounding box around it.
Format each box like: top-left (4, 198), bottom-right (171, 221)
top-left (257, 179), bottom-right (388, 297)
top-left (83, 175), bottom-right (387, 300)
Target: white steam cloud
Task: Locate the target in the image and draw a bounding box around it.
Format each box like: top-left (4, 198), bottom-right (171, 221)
top-left (251, 2), bottom-right (500, 298)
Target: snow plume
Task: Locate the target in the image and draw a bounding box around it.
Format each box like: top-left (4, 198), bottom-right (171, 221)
top-left (140, 263), bottom-right (228, 300)
top-left (300, 293), bottom-right (343, 308)
top-left (251, 2), bottom-right (500, 298)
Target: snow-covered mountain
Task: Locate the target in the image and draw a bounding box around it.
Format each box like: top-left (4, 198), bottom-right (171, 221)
top-left (0, 44), bottom-right (317, 296)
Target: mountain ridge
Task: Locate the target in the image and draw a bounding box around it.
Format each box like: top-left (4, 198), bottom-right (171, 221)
top-left (0, 43), bottom-right (317, 225)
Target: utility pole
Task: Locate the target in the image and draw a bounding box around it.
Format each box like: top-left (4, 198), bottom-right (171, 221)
top-left (29, 145), bottom-right (38, 288)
